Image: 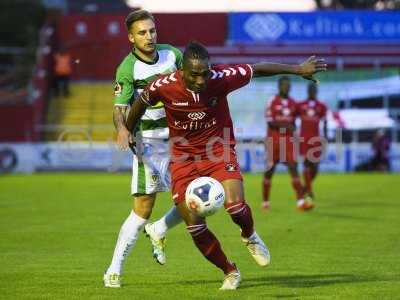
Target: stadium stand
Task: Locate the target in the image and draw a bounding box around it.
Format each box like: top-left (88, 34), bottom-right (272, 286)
top-left (45, 83), bottom-right (113, 141)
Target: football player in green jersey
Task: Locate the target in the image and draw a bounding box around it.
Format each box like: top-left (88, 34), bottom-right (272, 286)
top-left (104, 10), bottom-right (182, 288)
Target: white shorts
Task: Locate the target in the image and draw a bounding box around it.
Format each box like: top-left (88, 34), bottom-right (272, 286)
top-left (131, 138), bottom-right (170, 195)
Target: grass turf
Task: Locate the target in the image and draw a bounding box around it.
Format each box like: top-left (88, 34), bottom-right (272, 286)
top-left (0, 173), bottom-right (399, 299)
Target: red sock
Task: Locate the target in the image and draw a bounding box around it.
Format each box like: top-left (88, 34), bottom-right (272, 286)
top-left (303, 167), bottom-right (312, 194)
top-left (291, 177), bottom-right (304, 200)
top-left (262, 178), bottom-right (271, 203)
top-left (187, 224), bottom-right (236, 274)
top-left (225, 201), bottom-right (254, 238)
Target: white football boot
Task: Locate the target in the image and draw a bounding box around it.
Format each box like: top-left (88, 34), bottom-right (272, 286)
top-left (103, 273), bottom-right (121, 288)
top-left (144, 222), bottom-right (166, 265)
top-left (219, 266), bottom-right (241, 290)
top-left (242, 231), bottom-right (271, 267)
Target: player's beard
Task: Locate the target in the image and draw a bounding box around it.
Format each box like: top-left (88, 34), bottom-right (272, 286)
top-left (134, 43), bottom-right (156, 57)
top-left (144, 43), bottom-right (156, 53)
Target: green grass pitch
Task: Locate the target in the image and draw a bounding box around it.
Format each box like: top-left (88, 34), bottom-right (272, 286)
top-left (0, 173), bottom-right (399, 299)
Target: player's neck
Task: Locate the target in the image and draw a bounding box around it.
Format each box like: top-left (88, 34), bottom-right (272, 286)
top-left (132, 48), bottom-right (158, 64)
top-left (279, 93), bottom-right (288, 99)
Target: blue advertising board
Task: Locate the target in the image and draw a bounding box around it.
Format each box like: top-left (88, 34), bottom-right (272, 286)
top-left (229, 11), bottom-right (400, 43)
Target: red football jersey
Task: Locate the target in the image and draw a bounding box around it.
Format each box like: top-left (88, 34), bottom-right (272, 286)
top-left (297, 99), bottom-right (327, 138)
top-left (265, 95), bottom-right (298, 137)
top-left (139, 64), bottom-right (253, 158)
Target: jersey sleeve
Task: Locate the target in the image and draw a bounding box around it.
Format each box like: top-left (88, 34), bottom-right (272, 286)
top-left (213, 64), bottom-right (253, 94)
top-left (113, 62), bottom-right (134, 106)
top-left (293, 100), bottom-right (300, 117)
top-left (172, 46), bottom-right (183, 69)
top-left (321, 103), bottom-right (328, 120)
top-left (138, 79), bottom-right (162, 107)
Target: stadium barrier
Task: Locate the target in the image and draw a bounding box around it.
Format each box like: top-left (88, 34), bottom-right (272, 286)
top-left (229, 11), bottom-right (400, 44)
top-left (1, 142), bottom-right (398, 174)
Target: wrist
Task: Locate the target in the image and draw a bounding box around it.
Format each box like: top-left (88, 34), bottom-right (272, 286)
top-left (293, 64), bottom-right (302, 75)
top-left (117, 125), bottom-right (128, 133)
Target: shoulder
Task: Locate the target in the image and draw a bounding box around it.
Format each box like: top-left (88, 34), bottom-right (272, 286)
top-left (156, 44), bottom-right (182, 56)
top-left (116, 53), bottom-right (134, 77)
top-left (319, 100), bottom-right (327, 109)
top-left (297, 100), bottom-right (307, 107)
top-left (148, 71), bottom-right (179, 93)
top-left (317, 100), bottom-right (328, 112)
top-left (267, 95), bottom-right (277, 105)
top-left (288, 97), bottom-right (297, 105)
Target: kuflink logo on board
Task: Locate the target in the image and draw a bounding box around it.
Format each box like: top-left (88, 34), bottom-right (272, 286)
top-left (232, 12), bottom-right (400, 42)
top-left (244, 14), bottom-right (286, 41)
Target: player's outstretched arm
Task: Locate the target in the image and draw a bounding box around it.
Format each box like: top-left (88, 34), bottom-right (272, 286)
top-left (252, 56), bottom-right (327, 83)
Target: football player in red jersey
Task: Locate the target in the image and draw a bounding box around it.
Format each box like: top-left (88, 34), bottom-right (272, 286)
top-left (126, 42), bottom-right (326, 290)
top-left (262, 76), bottom-right (313, 212)
top-left (297, 82), bottom-right (328, 201)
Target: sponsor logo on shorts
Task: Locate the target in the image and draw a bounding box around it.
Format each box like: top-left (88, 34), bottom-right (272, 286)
top-left (151, 173), bottom-right (160, 183)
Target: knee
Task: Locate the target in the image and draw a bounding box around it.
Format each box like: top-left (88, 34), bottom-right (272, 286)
top-left (264, 165), bottom-right (275, 178)
top-left (133, 195), bottom-right (155, 219)
top-left (288, 164), bottom-right (298, 175)
top-left (264, 171), bottom-right (273, 178)
top-left (224, 196), bottom-right (244, 206)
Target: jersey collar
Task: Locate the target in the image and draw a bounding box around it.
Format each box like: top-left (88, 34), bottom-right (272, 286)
top-left (131, 49), bottom-right (159, 65)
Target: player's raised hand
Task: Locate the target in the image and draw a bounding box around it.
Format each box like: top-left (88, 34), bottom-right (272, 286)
top-left (298, 56), bottom-right (327, 83)
top-left (117, 127), bottom-right (133, 151)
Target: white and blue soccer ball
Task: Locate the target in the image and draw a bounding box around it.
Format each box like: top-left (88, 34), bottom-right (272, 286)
top-left (185, 177), bottom-right (225, 217)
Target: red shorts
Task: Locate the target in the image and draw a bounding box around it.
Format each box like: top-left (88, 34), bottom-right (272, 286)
top-left (170, 147), bottom-right (242, 204)
top-left (265, 135), bottom-right (297, 164)
top-left (300, 136), bottom-right (325, 162)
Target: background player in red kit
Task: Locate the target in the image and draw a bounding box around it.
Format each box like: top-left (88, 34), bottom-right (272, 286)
top-left (297, 82), bottom-right (328, 200)
top-left (262, 76), bottom-right (313, 212)
top-left (126, 42), bottom-right (326, 290)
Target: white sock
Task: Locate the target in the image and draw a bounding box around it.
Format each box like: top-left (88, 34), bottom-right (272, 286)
top-left (106, 211), bottom-right (147, 275)
top-left (151, 205), bottom-right (182, 239)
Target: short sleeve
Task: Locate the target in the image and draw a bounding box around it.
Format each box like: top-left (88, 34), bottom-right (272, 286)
top-left (321, 103), bottom-right (328, 119)
top-left (139, 79), bottom-right (162, 107)
top-left (293, 100), bottom-right (300, 117)
top-left (212, 64), bottom-right (253, 94)
top-left (113, 64), bottom-right (134, 106)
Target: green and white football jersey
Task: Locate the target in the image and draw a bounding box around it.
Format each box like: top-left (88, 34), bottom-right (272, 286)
top-left (113, 44), bottom-right (182, 139)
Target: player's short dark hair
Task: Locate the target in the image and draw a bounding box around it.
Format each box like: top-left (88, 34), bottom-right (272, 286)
top-left (125, 9), bottom-right (155, 31)
top-left (183, 41), bottom-right (210, 63)
top-left (278, 76), bottom-right (290, 85)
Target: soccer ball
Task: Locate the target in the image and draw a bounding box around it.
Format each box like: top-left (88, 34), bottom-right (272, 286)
top-left (185, 177), bottom-right (225, 217)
